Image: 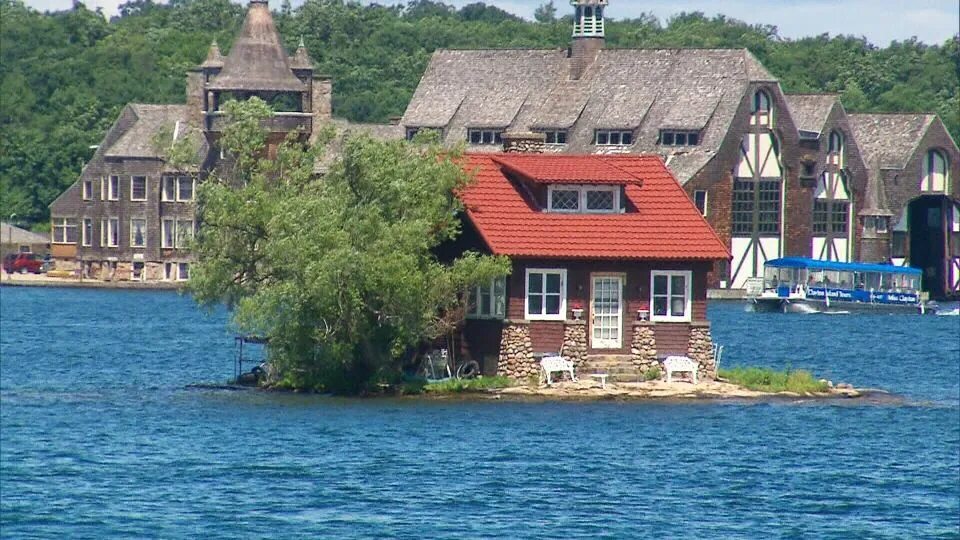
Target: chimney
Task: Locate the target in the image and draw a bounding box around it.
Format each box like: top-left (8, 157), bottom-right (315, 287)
top-left (502, 132), bottom-right (546, 154)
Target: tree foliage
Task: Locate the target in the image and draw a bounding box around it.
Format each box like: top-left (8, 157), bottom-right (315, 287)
top-left (189, 99), bottom-right (509, 392)
top-left (2, 0), bottom-right (958, 228)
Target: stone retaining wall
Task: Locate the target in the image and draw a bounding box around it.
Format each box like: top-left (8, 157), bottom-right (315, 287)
top-left (497, 320), bottom-right (537, 380)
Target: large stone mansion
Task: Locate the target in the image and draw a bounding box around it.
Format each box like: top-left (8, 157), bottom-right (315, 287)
top-left (49, 0), bottom-right (959, 299)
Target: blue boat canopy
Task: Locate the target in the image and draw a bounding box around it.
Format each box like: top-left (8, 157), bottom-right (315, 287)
top-left (764, 257), bottom-right (922, 276)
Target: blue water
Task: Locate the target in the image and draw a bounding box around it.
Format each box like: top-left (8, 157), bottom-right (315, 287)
top-left (1, 287), bottom-right (958, 538)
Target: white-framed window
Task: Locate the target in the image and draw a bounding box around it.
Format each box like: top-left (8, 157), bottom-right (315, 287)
top-left (82, 218), bottom-right (92, 247)
top-left (131, 176), bottom-right (147, 201)
top-left (177, 177), bottom-right (195, 202)
top-left (130, 218), bottom-right (147, 248)
top-left (693, 190), bottom-right (708, 216)
top-left (175, 219), bottom-right (194, 248)
top-left (547, 184), bottom-right (619, 213)
top-left (82, 178), bottom-right (93, 200)
top-left (467, 128), bottom-right (504, 145)
top-left (922, 149), bottom-right (948, 192)
top-left (863, 216), bottom-right (889, 234)
top-left (161, 219), bottom-right (175, 248)
top-left (651, 270), bottom-right (692, 322)
top-left (525, 268), bottom-right (566, 320)
top-left (107, 175), bottom-right (120, 201)
top-left (659, 130), bottom-right (700, 146)
top-left (161, 176), bottom-right (176, 201)
top-left (177, 262), bottom-right (190, 281)
top-left (52, 218), bottom-right (78, 244)
top-left (164, 262), bottom-right (174, 281)
top-left (538, 130), bottom-right (568, 145)
top-left (467, 276), bottom-right (507, 319)
top-left (106, 218), bottom-right (119, 247)
top-left (594, 130), bottom-right (633, 146)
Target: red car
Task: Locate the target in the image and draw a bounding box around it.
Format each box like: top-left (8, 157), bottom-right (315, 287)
top-left (3, 253), bottom-right (43, 274)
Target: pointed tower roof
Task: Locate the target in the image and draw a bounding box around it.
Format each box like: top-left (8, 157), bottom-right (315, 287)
top-left (859, 160), bottom-right (894, 217)
top-left (200, 40), bottom-right (224, 69)
top-left (290, 37), bottom-right (313, 70)
top-left (207, 0), bottom-right (306, 92)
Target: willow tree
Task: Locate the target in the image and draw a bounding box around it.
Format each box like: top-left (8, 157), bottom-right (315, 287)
top-left (189, 98), bottom-right (508, 392)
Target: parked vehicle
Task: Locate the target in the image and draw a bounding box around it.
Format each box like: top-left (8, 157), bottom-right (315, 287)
top-left (3, 253), bottom-right (43, 274)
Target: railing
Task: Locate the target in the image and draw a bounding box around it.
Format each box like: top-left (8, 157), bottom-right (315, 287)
top-left (205, 112), bottom-right (312, 134)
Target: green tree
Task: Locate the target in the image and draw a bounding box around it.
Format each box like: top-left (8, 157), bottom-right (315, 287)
top-left (534, 1), bottom-right (556, 24)
top-left (189, 99), bottom-right (509, 393)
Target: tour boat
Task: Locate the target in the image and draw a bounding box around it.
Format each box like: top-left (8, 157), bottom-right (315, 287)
top-left (745, 257), bottom-right (937, 314)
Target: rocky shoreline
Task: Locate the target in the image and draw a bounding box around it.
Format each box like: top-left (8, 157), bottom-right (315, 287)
top-left (424, 379), bottom-right (895, 403)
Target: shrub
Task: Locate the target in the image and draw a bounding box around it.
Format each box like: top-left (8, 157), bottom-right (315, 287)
top-left (718, 366), bottom-right (829, 393)
top-left (643, 366), bottom-right (662, 381)
top-left (424, 376), bottom-right (514, 393)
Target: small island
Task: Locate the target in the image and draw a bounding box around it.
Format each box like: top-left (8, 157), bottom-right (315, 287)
top-left (410, 367), bottom-right (881, 402)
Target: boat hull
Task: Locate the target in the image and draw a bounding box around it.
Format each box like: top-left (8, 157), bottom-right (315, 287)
top-left (749, 297), bottom-right (935, 315)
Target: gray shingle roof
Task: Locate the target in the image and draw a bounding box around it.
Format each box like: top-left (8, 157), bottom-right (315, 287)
top-left (848, 113), bottom-right (935, 170)
top-left (1, 223), bottom-right (49, 245)
top-left (313, 120), bottom-right (404, 174)
top-left (402, 47), bottom-right (777, 182)
top-left (207, 0), bottom-right (305, 92)
top-left (105, 105), bottom-right (194, 159)
top-left (200, 41), bottom-right (224, 69)
top-left (785, 94), bottom-right (839, 135)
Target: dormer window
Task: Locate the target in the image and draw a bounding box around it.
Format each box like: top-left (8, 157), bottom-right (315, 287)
top-left (595, 130), bottom-right (633, 146)
top-left (468, 128), bottom-right (504, 145)
top-left (751, 90), bottom-right (772, 127)
top-left (406, 127), bottom-right (439, 141)
top-left (547, 184), bottom-right (620, 213)
top-left (538, 130), bottom-right (568, 145)
top-left (659, 130), bottom-right (700, 146)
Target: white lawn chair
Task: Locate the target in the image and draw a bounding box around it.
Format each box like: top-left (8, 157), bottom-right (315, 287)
top-left (540, 346), bottom-right (576, 386)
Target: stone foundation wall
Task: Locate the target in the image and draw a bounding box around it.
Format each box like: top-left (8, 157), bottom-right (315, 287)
top-left (497, 320), bottom-right (537, 380)
top-left (562, 320), bottom-right (587, 370)
top-left (630, 322), bottom-right (659, 375)
top-left (687, 323), bottom-right (716, 380)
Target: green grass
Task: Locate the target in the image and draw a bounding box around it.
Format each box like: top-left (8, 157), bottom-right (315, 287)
top-left (424, 376), bottom-right (515, 394)
top-left (718, 367), bottom-right (830, 394)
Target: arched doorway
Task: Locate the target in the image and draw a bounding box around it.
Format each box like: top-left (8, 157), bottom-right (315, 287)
top-left (906, 195), bottom-right (952, 299)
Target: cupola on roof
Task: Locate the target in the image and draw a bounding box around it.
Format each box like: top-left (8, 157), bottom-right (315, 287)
top-left (207, 0), bottom-right (306, 92)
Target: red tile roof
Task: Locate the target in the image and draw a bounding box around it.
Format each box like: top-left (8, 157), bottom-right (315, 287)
top-left (491, 154), bottom-right (640, 184)
top-left (459, 153), bottom-right (730, 261)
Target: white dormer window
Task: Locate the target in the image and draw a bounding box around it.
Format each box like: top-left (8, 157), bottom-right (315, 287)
top-left (659, 130), bottom-right (701, 146)
top-left (468, 129), bottom-right (504, 145)
top-left (751, 90), bottom-right (772, 127)
top-left (547, 184), bottom-right (619, 213)
top-left (595, 130), bottom-right (633, 146)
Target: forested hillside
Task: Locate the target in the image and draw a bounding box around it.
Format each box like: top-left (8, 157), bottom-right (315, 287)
top-left (2, 0), bottom-right (957, 228)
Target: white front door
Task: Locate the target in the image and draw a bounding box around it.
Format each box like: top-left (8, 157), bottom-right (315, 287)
top-left (591, 275), bottom-right (623, 349)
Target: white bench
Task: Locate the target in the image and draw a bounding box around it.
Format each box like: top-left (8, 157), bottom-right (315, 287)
top-left (540, 355), bottom-right (576, 386)
top-left (663, 355), bottom-right (699, 384)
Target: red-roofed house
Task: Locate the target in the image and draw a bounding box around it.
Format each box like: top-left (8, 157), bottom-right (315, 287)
top-left (449, 136), bottom-right (730, 382)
